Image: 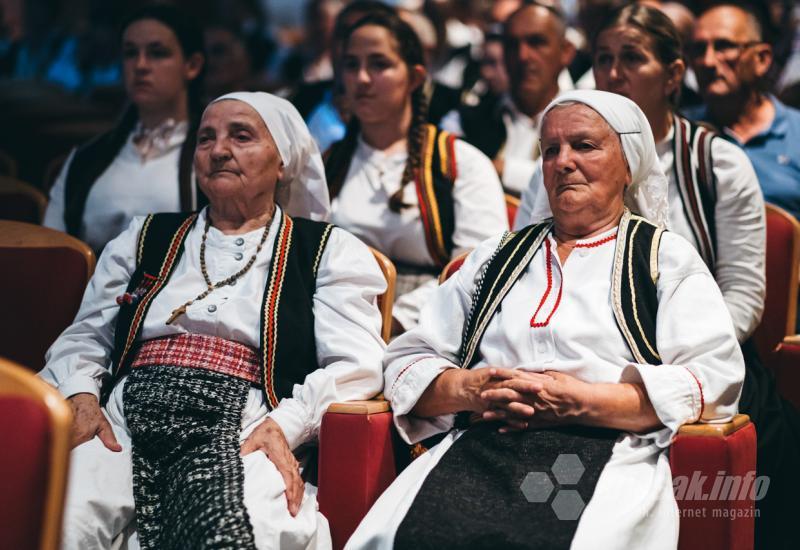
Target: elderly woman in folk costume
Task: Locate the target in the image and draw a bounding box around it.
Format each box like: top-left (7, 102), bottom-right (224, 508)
top-left (39, 92), bottom-right (386, 550)
top-left (345, 90), bottom-right (745, 550)
top-left (325, 10), bottom-right (508, 335)
top-left (519, 6), bottom-right (799, 548)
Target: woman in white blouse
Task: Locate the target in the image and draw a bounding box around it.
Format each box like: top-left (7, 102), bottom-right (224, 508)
top-left (347, 91), bottom-right (744, 550)
top-left (40, 92), bottom-right (384, 550)
top-left (325, 10), bottom-right (508, 334)
top-left (43, 5), bottom-right (206, 254)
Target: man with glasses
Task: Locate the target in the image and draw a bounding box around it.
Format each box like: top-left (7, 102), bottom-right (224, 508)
top-left (688, 2), bottom-right (800, 221)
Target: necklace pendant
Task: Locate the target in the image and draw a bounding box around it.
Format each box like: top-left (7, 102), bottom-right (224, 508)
top-left (166, 304), bottom-right (188, 325)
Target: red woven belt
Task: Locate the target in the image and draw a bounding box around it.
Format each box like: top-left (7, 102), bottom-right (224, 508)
top-left (131, 333), bottom-right (260, 385)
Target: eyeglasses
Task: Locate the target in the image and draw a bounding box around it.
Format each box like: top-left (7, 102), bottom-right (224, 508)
top-left (686, 39), bottom-right (762, 61)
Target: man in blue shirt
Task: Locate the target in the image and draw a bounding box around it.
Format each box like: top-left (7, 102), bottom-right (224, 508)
top-left (687, 2), bottom-right (800, 220)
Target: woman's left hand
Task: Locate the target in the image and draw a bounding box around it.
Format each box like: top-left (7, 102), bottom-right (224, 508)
top-left (241, 418), bottom-right (304, 516)
top-left (480, 369), bottom-right (592, 431)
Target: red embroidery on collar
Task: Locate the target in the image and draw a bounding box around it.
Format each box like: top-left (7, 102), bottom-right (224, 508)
top-left (573, 233), bottom-right (617, 248)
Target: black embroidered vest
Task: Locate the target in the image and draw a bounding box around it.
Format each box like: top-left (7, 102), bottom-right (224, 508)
top-left (458, 96), bottom-right (506, 162)
top-left (325, 123), bottom-right (458, 268)
top-left (459, 210), bottom-right (664, 368)
top-left (672, 114), bottom-right (718, 269)
top-left (107, 211), bottom-right (334, 409)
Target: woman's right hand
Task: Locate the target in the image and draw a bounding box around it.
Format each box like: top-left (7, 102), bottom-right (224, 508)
top-left (67, 393), bottom-right (122, 452)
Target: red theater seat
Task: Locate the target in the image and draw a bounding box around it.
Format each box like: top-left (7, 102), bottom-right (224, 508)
top-left (0, 221), bottom-right (95, 371)
top-left (0, 176), bottom-right (47, 224)
top-left (0, 356), bottom-right (72, 550)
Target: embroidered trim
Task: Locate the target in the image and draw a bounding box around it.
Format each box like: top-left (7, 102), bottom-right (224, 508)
top-left (131, 333), bottom-right (260, 384)
top-left (530, 239), bottom-right (563, 328)
top-left (626, 220), bottom-right (661, 361)
top-left (136, 215), bottom-right (154, 267)
top-left (262, 214), bottom-right (293, 409)
top-left (573, 234), bottom-right (617, 248)
top-left (649, 227), bottom-right (663, 284)
top-left (117, 214), bottom-right (197, 375)
top-left (390, 356), bottom-right (441, 394)
top-left (312, 224), bottom-right (334, 278)
top-left (683, 366), bottom-right (706, 419)
top-left (416, 125), bottom-right (450, 267)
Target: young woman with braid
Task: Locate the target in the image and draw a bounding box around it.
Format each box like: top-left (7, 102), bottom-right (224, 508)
top-left (327, 12), bottom-right (508, 334)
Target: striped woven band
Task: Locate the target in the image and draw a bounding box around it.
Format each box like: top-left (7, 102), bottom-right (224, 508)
top-left (131, 333), bottom-right (260, 385)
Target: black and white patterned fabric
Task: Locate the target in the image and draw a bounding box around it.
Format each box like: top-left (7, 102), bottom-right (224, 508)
top-left (123, 365), bottom-right (257, 550)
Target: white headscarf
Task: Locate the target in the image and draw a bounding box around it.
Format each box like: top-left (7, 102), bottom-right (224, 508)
top-left (527, 89), bottom-right (669, 227)
top-left (210, 91), bottom-right (331, 221)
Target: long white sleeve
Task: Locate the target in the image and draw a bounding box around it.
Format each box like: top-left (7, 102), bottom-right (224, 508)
top-left (39, 216), bottom-right (143, 398)
top-left (267, 228), bottom-right (387, 450)
top-left (620, 232), bottom-right (745, 448)
top-left (708, 138), bottom-right (766, 341)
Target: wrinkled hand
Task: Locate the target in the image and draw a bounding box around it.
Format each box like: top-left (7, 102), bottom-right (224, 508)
top-left (480, 369), bottom-right (590, 431)
top-left (459, 367), bottom-right (531, 413)
top-left (67, 393), bottom-right (122, 451)
top-left (241, 418), bottom-right (303, 517)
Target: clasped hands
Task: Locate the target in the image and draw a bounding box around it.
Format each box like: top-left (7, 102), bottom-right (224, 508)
top-left (462, 367), bottom-right (591, 432)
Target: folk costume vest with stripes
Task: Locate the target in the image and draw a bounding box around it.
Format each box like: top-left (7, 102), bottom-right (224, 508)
top-left (108, 211), bottom-right (334, 408)
top-left (460, 210), bottom-right (664, 369)
top-left (671, 114), bottom-right (718, 269)
top-left (326, 124), bottom-right (458, 268)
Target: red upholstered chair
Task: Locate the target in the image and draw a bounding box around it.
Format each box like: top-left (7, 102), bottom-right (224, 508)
top-left (0, 356), bottom-right (72, 550)
top-left (0, 176), bottom-right (48, 224)
top-left (0, 221), bottom-right (95, 371)
top-left (317, 256), bottom-right (757, 550)
top-left (505, 193), bottom-right (520, 228)
top-left (770, 335), bottom-right (800, 410)
top-left (753, 203), bottom-right (800, 362)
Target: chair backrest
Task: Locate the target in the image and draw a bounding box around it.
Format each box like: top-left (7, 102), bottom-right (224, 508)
top-left (0, 148), bottom-right (17, 177)
top-left (0, 176), bottom-right (48, 224)
top-left (753, 203), bottom-right (800, 360)
top-left (0, 221), bottom-right (95, 370)
top-left (438, 251), bottom-right (469, 285)
top-left (505, 193), bottom-right (520, 228)
top-left (369, 247), bottom-right (397, 343)
top-left (0, 356), bottom-right (72, 550)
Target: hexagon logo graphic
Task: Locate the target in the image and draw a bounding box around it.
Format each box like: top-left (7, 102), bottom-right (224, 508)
top-left (551, 490), bottom-right (586, 520)
top-left (551, 454), bottom-right (585, 485)
top-left (520, 471), bottom-right (554, 503)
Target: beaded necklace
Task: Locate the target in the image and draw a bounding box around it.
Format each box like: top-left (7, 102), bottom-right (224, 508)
top-left (166, 212), bottom-right (272, 325)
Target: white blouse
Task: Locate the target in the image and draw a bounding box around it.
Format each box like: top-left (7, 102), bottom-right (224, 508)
top-left (515, 125), bottom-right (766, 342)
top-left (330, 135), bottom-right (508, 329)
top-left (346, 228), bottom-right (744, 550)
top-left (39, 207), bottom-right (387, 451)
top-left (43, 129), bottom-right (192, 254)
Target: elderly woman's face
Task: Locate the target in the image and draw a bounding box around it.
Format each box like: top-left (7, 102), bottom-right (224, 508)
top-left (195, 100), bottom-right (284, 205)
top-left (540, 104), bottom-right (630, 222)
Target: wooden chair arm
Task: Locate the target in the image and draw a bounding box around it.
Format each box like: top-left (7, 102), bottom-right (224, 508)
top-left (326, 398), bottom-right (391, 415)
top-left (781, 334), bottom-right (800, 346)
top-left (676, 414), bottom-right (750, 438)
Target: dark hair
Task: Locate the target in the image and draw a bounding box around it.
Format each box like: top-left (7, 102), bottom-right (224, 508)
top-left (62, 4), bottom-right (206, 238)
top-left (593, 4), bottom-right (683, 105)
top-left (327, 11), bottom-right (429, 213)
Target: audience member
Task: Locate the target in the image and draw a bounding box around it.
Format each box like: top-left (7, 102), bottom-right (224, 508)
top-left (325, 11), bottom-right (507, 333)
top-left (43, 5), bottom-right (205, 254)
top-left (443, 1), bottom-right (575, 195)
top-left (688, 2), bottom-right (800, 220)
